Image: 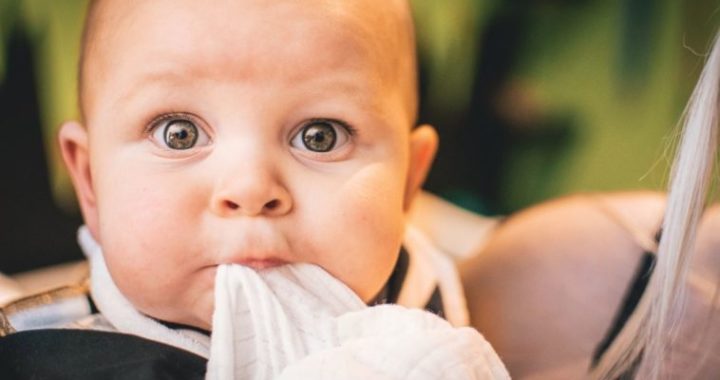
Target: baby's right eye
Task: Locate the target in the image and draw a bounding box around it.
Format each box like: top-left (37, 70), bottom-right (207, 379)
top-left (150, 116), bottom-right (211, 150)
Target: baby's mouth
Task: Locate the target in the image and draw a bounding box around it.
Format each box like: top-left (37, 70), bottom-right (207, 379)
top-left (234, 258), bottom-right (288, 270)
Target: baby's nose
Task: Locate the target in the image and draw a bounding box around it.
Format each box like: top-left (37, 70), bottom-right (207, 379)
top-left (221, 197), bottom-right (287, 216)
top-left (210, 171), bottom-right (292, 218)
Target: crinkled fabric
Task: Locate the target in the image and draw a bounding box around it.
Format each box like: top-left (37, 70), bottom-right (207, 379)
top-left (207, 264), bottom-right (510, 380)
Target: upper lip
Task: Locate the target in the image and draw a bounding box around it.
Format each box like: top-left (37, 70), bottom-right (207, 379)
top-left (208, 220), bottom-right (292, 268)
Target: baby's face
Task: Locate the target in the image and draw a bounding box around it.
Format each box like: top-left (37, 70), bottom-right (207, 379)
top-left (61, 0), bottom-right (436, 329)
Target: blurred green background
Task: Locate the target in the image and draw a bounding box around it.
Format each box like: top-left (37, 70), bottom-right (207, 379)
top-left (0, 0), bottom-right (718, 272)
top-left (412, 0), bottom-right (719, 214)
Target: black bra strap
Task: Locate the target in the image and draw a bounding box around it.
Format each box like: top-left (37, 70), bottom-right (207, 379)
top-left (591, 251), bottom-right (656, 374)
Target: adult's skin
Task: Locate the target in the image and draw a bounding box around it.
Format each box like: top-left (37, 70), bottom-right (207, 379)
top-left (460, 191), bottom-right (720, 379)
top-left (456, 192), bottom-right (641, 377)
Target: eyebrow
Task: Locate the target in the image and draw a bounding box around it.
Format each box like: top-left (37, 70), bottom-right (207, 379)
top-left (115, 68), bottom-right (190, 104)
top-left (109, 65), bottom-right (393, 125)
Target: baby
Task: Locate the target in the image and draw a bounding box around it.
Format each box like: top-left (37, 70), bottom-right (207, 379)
top-left (65, 0), bottom-right (434, 332)
top-left (0, 0), bottom-right (508, 378)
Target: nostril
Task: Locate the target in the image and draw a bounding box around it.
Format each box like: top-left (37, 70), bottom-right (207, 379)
top-left (265, 199), bottom-right (279, 210)
top-left (224, 200), bottom-right (239, 210)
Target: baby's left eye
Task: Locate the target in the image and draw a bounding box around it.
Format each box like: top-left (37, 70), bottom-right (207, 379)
top-left (290, 119), bottom-right (352, 153)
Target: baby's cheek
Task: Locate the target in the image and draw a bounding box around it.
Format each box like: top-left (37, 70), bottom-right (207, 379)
top-left (99, 172), bottom-right (206, 245)
top-left (343, 166), bottom-right (406, 240)
top-left (319, 167), bottom-right (406, 300)
top-left (96, 175), bottom-right (210, 321)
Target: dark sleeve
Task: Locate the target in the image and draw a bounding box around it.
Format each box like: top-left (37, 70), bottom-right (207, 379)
top-left (0, 329), bottom-right (207, 380)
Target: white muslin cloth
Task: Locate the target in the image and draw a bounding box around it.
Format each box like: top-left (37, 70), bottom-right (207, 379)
top-left (206, 264), bottom-right (510, 380)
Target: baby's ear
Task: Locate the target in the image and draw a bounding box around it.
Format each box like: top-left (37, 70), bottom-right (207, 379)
top-left (58, 121), bottom-right (100, 239)
top-left (404, 124), bottom-right (438, 210)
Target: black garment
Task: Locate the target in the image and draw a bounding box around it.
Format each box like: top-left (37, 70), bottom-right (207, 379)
top-left (591, 251), bottom-right (657, 379)
top-left (369, 247), bottom-right (445, 318)
top-left (0, 330), bottom-right (206, 380)
top-left (369, 247), bottom-right (411, 306)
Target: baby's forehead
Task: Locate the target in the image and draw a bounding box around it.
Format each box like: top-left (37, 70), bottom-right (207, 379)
top-left (81, 0), bottom-right (415, 83)
top-left (81, 0), bottom-right (417, 122)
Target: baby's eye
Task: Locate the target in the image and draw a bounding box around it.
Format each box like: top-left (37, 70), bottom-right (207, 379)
top-left (150, 117), bottom-right (210, 150)
top-left (290, 119), bottom-right (352, 153)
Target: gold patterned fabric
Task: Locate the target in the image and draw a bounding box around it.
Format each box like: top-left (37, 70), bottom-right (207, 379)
top-left (0, 280), bottom-right (90, 336)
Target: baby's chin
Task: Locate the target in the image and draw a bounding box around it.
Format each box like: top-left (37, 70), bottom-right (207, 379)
top-left (186, 292), bottom-right (216, 331)
top-left (131, 286), bottom-right (216, 332)
top-left (187, 303), bottom-right (214, 332)
top-left (143, 302), bottom-right (214, 332)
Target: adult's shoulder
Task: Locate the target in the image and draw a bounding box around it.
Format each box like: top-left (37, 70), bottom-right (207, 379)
top-left (459, 191), bottom-right (666, 378)
top-left (460, 191), bottom-right (666, 305)
top-left (463, 191), bottom-right (665, 268)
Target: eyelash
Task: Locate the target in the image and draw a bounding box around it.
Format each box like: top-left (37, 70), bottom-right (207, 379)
top-left (298, 118), bottom-right (357, 137)
top-left (144, 114), bottom-right (356, 133)
top-left (144, 113), bottom-right (357, 152)
top-left (145, 112), bottom-right (203, 135)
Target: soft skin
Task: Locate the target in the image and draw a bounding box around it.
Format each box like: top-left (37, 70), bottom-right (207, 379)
top-left (59, 0), bottom-right (437, 330)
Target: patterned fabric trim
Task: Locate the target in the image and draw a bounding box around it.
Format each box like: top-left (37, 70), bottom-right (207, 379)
top-left (0, 310), bottom-right (15, 337)
top-left (0, 279), bottom-right (91, 335)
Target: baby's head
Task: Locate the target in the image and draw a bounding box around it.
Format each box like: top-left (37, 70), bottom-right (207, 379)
top-left (59, 0), bottom-right (437, 330)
